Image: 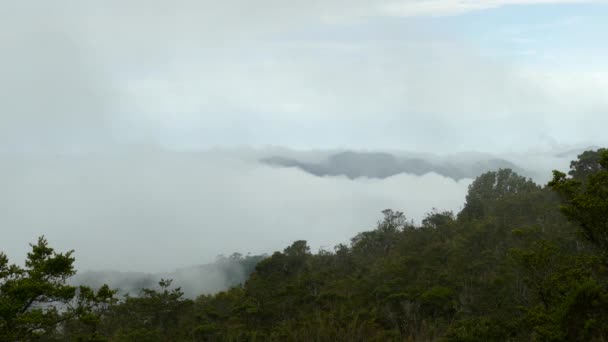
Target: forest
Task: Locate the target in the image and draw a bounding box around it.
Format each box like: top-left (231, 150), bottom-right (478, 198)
top-left (1, 148), bottom-right (608, 341)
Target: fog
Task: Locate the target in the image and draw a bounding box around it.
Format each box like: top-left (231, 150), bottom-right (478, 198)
top-left (1, 144), bottom-right (581, 275)
top-left (1, 147), bottom-right (475, 272)
top-left (69, 253), bottom-right (265, 298)
top-left (2, 2), bottom-right (607, 151)
top-left (1, 1), bottom-right (606, 291)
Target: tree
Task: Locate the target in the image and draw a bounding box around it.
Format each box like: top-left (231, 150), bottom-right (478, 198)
top-left (459, 169), bottom-right (539, 221)
top-left (104, 279), bottom-right (193, 341)
top-left (61, 284), bottom-right (118, 341)
top-left (567, 148), bottom-right (608, 181)
top-left (0, 236), bottom-right (77, 340)
top-left (0, 237), bottom-right (118, 341)
top-left (550, 149), bottom-right (608, 259)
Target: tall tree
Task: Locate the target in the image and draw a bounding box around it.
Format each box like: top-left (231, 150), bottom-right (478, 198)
top-left (550, 149), bottom-right (608, 259)
top-left (0, 237), bottom-right (77, 340)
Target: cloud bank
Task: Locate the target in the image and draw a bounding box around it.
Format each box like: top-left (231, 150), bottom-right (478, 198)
top-left (1, 1), bottom-right (607, 151)
top-left (0, 148), bottom-right (472, 272)
top-left (0, 1), bottom-right (603, 275)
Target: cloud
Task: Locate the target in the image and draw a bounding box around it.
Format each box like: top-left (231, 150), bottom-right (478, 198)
top-left (120, 38), bottom-right (608, 151)
top-left (0, 148), bottom-right (472, 272)
top-left (379, 0), bottom-right (601, 17)
top-left (0, 0), bottom-right (603, 292)
top-left (1, 1), bottom-right (606, 151)
top-left (0, 145), bottom-right (580, 273)
top-left (0, 3), bottom-right (116, 150)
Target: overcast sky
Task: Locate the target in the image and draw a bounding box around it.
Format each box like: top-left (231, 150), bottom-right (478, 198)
top-left (1, 0), bottom-right (607, 153)
top-left (1, 1), bottom-right (607, 273)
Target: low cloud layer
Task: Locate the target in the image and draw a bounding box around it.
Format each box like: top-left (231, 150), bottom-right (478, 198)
top-left (1, 147), bottom-right (577, 273)
top-left (0, 148), bottom-right (473, 272)
top-left (0, 2), bottom-right (603, 275)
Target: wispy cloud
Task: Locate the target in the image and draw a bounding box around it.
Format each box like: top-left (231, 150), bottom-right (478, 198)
top-left (380, 0), bottom-right (603, 17)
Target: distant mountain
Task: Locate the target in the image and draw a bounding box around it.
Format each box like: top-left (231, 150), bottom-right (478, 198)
top-left (71, 254), bottom-right (265, 298)
top-left (554, 146), bottom-right (601, 158)
top-left (262, 151), bottom-right (525, 181)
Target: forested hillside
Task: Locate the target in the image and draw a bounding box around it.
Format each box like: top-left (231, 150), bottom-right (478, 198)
top-left (1, 149), bottom-right (608, 341)
top-left (71, 253), bottom-right (265, 298)
top-left (261, 151), bottom-right (524, 181)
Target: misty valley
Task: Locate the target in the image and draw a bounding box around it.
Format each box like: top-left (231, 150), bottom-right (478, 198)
top-left (2, 148), bottom-right (608, 341)
top-left (3, 1), bottom-right (608, 340)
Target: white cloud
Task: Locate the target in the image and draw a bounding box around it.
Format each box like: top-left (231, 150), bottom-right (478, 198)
top-left (0, 0), bottom-right (604, 281)
top-left (380, 0), bottom-right (601, 17)
top-left (1, 1), bottom-right (606, 151)
top-left (0, 149), bottom-right (471, 272)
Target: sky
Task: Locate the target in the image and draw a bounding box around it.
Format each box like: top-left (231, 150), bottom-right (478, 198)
top-left (1, 1), bottom-right (607, 273)
top-left (1, 0), bottom-right (607, 152)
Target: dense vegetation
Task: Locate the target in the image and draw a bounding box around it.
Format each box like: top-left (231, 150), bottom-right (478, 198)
top-left (262, 151), bottom-right (523, 181)
top-left (1, 149), bottom-right (608, 341)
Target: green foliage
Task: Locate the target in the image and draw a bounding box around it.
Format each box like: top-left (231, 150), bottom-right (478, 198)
top-left (61, 284), bottom-right (119, 341)
top-left (0, 237), bottom-right (77, 340)
top-left (567, 148), bottom-right (608, 181)
top-left (550, 149), bottom-right (608, 259)
top-left (459, 168), bottom-right (539, 221)
top-left (0, 237), bottom-right (119, 342)
top-left (101, 279), bottom-right (194, 341)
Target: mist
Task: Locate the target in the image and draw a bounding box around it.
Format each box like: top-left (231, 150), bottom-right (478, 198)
top-left (1, 2), bottom-right (607, 152)
top-left (1, 1), bottom-right (606, 294)
top-left (1, 147), bottom-right (477, 273)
